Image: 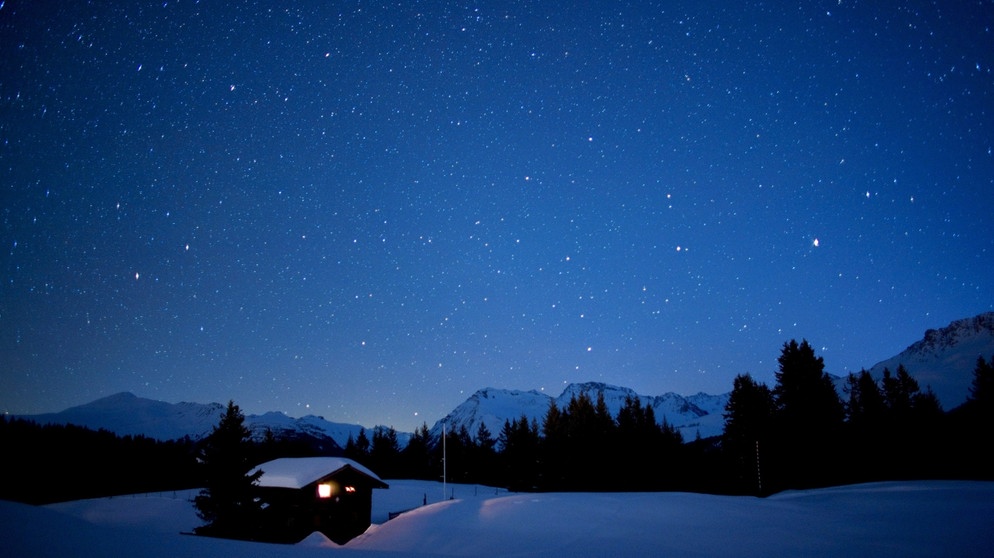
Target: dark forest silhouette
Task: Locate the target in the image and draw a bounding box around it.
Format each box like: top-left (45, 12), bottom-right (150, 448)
top-left (3, 341), bottom-right (993, 506)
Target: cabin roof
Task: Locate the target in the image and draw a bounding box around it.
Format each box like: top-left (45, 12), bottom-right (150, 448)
top-left (251, 457), bottom-right (388, 489)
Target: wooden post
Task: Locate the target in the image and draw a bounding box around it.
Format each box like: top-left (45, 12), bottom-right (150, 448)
top-left (755, 440), bottom-right (763, 495)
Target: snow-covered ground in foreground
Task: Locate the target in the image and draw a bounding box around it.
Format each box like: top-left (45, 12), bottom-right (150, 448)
top-left (2, 480), bottom-right (992, 557)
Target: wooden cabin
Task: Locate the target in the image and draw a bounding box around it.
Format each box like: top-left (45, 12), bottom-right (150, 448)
top-left (251, 457), bottom-right (388, 544)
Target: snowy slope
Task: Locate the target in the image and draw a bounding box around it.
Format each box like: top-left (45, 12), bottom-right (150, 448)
top-left (428, 387), bottom-right (553, 441)
top-left (242, 411), bottom-right (371, 449)
top-left (3, 480), bottom-right (992, 557)
top-left (867, 312), bottom-right (994, 410)
top-left (25, 392), bottom-right (225, 441)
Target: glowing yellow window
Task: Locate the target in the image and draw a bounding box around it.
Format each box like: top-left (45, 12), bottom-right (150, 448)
top-left (317, 483), bottom-right (333, 498)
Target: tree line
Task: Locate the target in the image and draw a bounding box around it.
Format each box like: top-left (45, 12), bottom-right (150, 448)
top-left (0, 405), bottom-right (324, 506)
top-left (3, 339), bottom-right (992, 512)
top-left (341, 391), bottom-right (694, 492)
top-left (722, 341), bottom-right (993, 494)
top-left (0, 418), bottom-right (200, 504)
top-left (346, 340), bottom-right (994, 495)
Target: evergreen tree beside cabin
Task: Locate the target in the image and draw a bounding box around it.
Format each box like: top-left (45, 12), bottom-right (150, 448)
top-left (193, 400), bottom-right (263, 540)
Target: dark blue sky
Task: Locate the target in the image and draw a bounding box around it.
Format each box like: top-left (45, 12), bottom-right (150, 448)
top-left (2, 1), bottom-right (992, 431)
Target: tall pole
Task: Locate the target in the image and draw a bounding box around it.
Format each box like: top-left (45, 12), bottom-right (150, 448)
top-left (442, 421), bottom-right (447, 501)
top-left (755, 439), bottom-right (762, 495)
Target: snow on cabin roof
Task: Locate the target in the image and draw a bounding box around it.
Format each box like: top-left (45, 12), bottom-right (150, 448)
top-left (251, 457), bottom-right (387, 489)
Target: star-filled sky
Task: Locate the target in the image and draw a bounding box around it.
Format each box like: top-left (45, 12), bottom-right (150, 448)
top-left (2, 1), bottom-right (992, 431)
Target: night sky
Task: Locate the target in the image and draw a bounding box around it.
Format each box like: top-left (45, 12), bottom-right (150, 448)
top-left (2, 1), bottom-right (992, 431)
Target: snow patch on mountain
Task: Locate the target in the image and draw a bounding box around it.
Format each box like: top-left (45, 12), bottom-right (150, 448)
top-left (429, 388), bottom-right (553, 441)
top-left (433, 382), bottom-right (730, 442)
top-left (26, 392), bottom-right (224, 441)
top-left (22, 393), bottom-right (386, 449)
top-left (867, 312), bottom-right (994, 409)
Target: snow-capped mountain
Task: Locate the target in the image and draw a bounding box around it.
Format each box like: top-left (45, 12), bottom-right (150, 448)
top-left (431, 382), bottom-right (730, 442)
top-left (427, 387), bottom-right (554, 442)
top-left (26, 384), bottom-right (729, 448)
top-left (24, 392), bottom-right (225, 442)
top-left (867, 312), bottom-right (994, 410)
top-left (20, 312), bottom-right (993, 448)
top-left (23, 392), bottom-right (375, 450)
top-left (427, 313), bottom-right (994, 442)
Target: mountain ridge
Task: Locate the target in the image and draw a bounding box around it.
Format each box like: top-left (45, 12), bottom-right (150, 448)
top-left (867, 311), bottom-right (994, 408)
top-left (23, 393), bottom-right (366, 451)
top-left (16, 312), bottom-right (994, 446)
top-left (429, 382), bottom-right (728, 442)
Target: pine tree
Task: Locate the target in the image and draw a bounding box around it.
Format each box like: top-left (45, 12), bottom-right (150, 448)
top-left (345, 427), bottom-right (371, 463)
top-left (770, 340), bottom-right (845, 490)
top-left (969, 355), bottom-right (994, 409)
top-left (497, 419), bottom-right (513, 453)
top-left (844, 370), bottom-right (886, 426)
top-left (398, 423), bottom-right (433, 479)
top-left (435, 425), bottom-right (475, 483)
top-left (593, 392), bottom-right (616, 443)
top-left (774, 340), bottom-right (844, 428)
top-left (475, 422), bottom-right (496, 453)
top-left (370, 426), bottom-right (401, 477)
top-left (498, 415), bottom-right (540, 491)
top-left (541, 400), bottom-right (568, 490)
top-left (842, 370), bottom-right (888, 481)
top-left (473, 422), bottom-right (498, 485)
top-left (616, 395), bottom-right (644, 439)
top-left (724, 374), bottom-right (775, 446)
top-left (193, 401), bottom-right (263, 539)
top-left (722, 374), bottom-right (774, 494)
top-left (881, 365), bottom-right (919, 419)
top-left (564, 393), bottom-right (599, 487)
top-left (965, 355), bottom-right (994, 477)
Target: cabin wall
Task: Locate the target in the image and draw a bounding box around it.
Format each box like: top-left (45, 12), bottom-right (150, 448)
top-left (255, 474), bottom-right (379, 544)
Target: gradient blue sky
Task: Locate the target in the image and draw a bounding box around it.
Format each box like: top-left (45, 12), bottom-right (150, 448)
top-left (2, 1), bottom-right (992, 431)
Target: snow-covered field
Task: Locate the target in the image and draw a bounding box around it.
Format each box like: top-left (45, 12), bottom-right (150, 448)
top-left (2, 480), bottom-right (992, 557)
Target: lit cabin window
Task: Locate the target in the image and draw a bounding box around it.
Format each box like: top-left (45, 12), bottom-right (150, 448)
top-left (344, 486), bottom-right (356, 493)
top-left (317, 483), bottom-right (333, 498)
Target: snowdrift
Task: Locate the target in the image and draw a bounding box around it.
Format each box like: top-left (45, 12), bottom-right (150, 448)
top-left (2, 480), bottom-right (992, 557)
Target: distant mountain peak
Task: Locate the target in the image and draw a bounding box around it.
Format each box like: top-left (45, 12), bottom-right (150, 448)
top-left (20, 312), bottom-right (993, 447)
top-left (868, 311), bottom-right (994, 409)
top-left (432, 382), bottom-right (729, 442)
top-left (19, 393), bottom-right (387, 451)
top-left (561, 381), bottom-right (636, 395)
top-left (904, 312), bottom-right (994, 357)
top-left (75, 391), bottom-right (138, 407)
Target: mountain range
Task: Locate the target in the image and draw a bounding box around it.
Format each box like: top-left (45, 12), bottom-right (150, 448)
top-left (18, 312), bottom-right (994, 447)
top-left (22, 392), bottom-right (366, 453)
top-left (429, 383), bottom-right (728, 442)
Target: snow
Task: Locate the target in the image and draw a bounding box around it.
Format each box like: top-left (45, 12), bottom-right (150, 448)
top-left (252, 457), bottom-right (386, 489)
top-left (434, 383), bottom-right (730, 443)
top-left (867, 311), bottom-right (994, 409)
top-left (431, 388), bottom-right (553, 442)
top-left (20, 392), bottom-right (397, 448)
top-left (2, 480), bottom-right (992, 557)
top-left (27, 392), bottom-right (225, 441)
